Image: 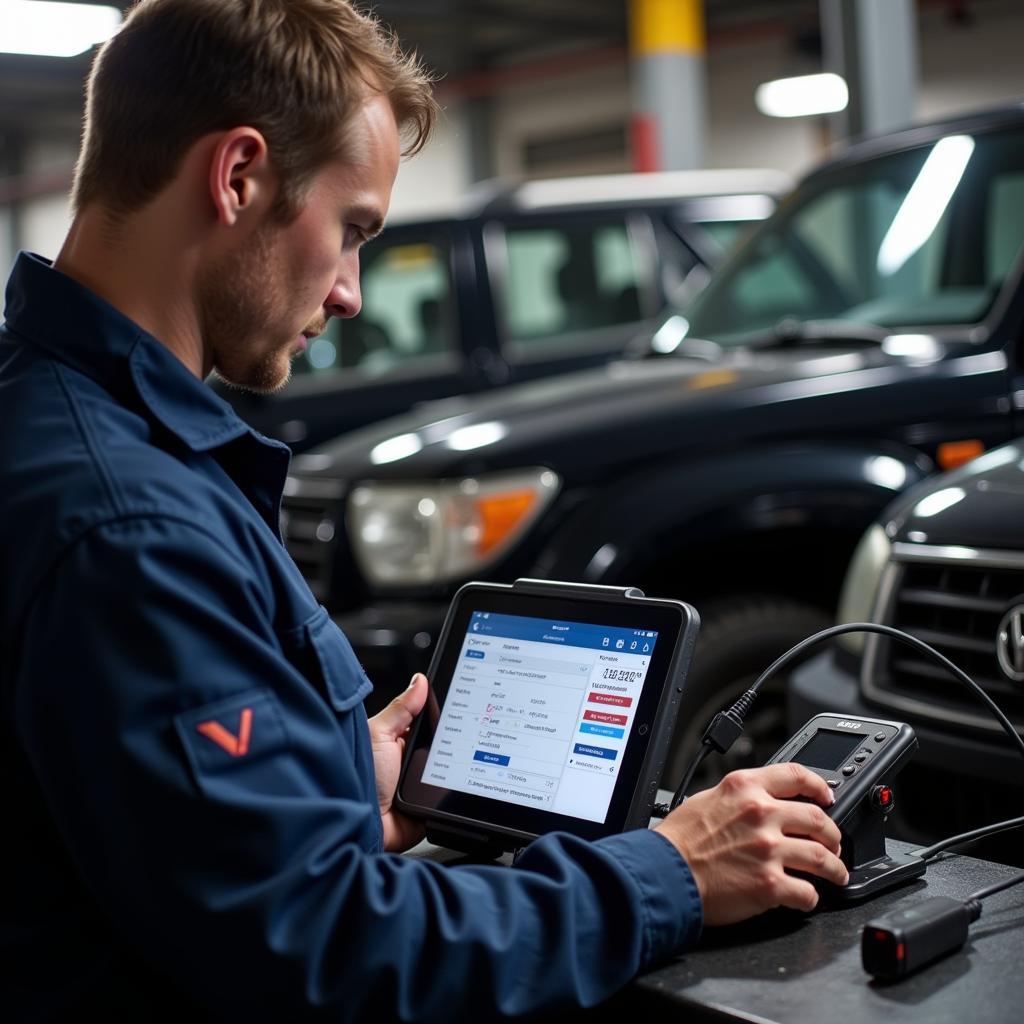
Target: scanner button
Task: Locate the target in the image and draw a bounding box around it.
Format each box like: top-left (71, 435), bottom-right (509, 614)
top-left (854, 753), bottom-right (868, 763)
top-left (827, 779), bottom-right (840, 789)
top-left (842, 765), bottom-right (856, 776)
top-left (874, 731), bottom-right (886, 742)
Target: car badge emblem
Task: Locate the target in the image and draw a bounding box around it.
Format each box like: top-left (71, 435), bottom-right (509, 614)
top-left (996, 605), bottom-right (1024, 683)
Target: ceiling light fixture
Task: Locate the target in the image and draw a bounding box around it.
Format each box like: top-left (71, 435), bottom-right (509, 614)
top-left (1, 1), bottom-right (122, 58)
top-left (755, 72), bottom-right (849, 119)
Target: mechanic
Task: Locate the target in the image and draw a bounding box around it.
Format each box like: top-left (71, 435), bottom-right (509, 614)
top-left (0, 1), bottom-right (848, 1019)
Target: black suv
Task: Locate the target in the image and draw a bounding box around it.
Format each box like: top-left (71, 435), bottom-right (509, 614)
top-left (790, 438), bottom-right (1024, 859)
top-left (220, 170), bottom-right (786, 451)
top-left (281, 104), bottom-right (1024, 783)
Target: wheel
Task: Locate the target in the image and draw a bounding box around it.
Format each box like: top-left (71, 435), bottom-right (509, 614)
top-left (662, 596), bottom-right (830, 794)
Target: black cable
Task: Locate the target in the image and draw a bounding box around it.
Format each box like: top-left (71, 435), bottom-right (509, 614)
top-left (668, 621), bottom-right (1024, 812)
top-left (669, 745), bottom-right (711, 811)
top-left (966, 870), bottom-right (1024, 903)
top-left (747, 623), bottom-right (1024, 765)
top-left (918, 814), bottom-right (1024, 861)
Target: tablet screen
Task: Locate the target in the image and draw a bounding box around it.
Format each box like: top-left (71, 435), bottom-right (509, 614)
top-left (398, 584), bottom-right (694, 845)
top-left (420, 611), bottom-right (659, 824)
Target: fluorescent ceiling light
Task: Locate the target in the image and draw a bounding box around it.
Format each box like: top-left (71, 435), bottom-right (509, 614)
top-left (877, 135), bottom-right (975, 277)
top-left (1, 1), bottom-right (122, 58)
top-left (755, 73), bottom-right (848, 118)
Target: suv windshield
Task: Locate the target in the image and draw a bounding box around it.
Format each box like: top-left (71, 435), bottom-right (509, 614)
top-left (681, 127), bottom-right (1024, 346)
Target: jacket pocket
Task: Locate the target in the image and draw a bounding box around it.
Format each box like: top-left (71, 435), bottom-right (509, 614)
top-left (300, 605), bottom-right (374, 713)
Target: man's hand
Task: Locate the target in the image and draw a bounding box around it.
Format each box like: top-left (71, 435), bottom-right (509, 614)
top-left (367, 672), bottom-right (429, 853)
top-left (655, 763), bottom-right (849, 925)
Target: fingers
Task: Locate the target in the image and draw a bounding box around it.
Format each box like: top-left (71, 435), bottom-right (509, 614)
top-left (778, 799), bottom-right (843, 855)
top-left (764, 874), bottom-right (821, 914)
top-left (728, 766), bottom-right (843, 854)
top-left (753, 838), bottom-right (848, 914)
top-left (751, 762), bottom-right (837, 807)
top-left (776, 837), bottom-right (849, 887)
top-left (368, 673), bottom-right (429, 738)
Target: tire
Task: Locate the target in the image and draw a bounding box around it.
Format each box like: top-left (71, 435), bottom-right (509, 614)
top-left (662, 596), bottom-right (830, 793)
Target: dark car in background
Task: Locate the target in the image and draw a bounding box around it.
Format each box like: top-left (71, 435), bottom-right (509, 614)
top-left (219, 170), bottom-right (788, 450)
top-left (790, 438), bottom-right (1024, 861)
top-left (281, 104), bottom-right (1024, 785)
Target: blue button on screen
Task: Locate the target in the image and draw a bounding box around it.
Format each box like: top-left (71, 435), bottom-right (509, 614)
top-left (572, 743), bottom-right (618, 761)
top-left (473, 750), bottom-right (510, 766)
top-left (579, 722), bottom-right (625, 740)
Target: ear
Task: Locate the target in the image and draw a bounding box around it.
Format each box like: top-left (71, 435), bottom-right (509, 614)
top-left (208, 127), bottom-right (273, 227)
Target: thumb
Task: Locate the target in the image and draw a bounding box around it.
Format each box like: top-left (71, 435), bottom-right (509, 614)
top-left (370, 673), bottom-right (428, 738)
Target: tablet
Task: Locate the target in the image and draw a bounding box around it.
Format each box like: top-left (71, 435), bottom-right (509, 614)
top-left (396, 578), bottom-right (699, 853)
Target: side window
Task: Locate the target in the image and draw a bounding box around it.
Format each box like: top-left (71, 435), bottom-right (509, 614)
top-left (987, 172), bottom-right (1024, 285)
top-left (501, 221), bottom-right (644, 350)
top-left (293, 235), bottom-right (456, 379)
top-left (696, 219), bottom-right (758, 255)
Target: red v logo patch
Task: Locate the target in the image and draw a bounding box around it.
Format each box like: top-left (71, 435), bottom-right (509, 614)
top-left (196, 708), bottom-right (253, 757)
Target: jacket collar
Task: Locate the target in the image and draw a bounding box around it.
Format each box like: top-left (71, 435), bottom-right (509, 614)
top-left (3, 251), bottom-right (281, 454)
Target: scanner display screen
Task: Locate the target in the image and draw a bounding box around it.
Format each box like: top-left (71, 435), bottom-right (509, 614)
top-left (420, 610), bottom-right (658, 823)
top-left (793, 728), bottom-right (864, 770)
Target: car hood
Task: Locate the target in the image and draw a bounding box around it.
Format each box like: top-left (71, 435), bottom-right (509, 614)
top-left (888, 439), bottom-right (1024, 550)
top-left (292, 337), bottom-right (985, 484)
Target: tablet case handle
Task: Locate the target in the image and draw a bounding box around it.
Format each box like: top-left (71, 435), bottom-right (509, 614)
top-left (512, 578), bottom-right (646, 599)
top-left (426, 822), bottom-right (507, 860)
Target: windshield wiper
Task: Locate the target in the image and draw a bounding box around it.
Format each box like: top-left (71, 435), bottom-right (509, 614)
top-left (736, 317), bottom-right (889, 349)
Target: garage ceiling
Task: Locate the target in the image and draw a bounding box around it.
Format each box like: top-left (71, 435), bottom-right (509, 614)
top-left (0, 0), bottom-right (823, 140)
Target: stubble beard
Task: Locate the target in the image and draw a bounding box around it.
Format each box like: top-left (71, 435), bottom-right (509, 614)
top-left (202, 224), bottom-right (296, 396)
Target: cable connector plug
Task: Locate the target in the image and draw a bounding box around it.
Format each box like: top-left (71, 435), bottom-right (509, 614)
top-left (700, 689), bottom-right (757, 754)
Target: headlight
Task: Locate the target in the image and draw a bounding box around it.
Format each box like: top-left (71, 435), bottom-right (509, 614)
top-left (348, 468), bottom-right (560, 586)
top-left (835, 523), bottom-right (892, 654)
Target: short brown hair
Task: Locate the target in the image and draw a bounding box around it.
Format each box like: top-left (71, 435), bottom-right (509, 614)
top-left (72, 0), bottom-right (437, 217)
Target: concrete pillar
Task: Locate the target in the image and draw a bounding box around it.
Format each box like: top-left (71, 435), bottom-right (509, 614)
top-left (821, 0), bottom-right (919, 141)
top-left (463, 94), bottom-right (496, 184)
top-left (629, 0), bottom-right (707, 171)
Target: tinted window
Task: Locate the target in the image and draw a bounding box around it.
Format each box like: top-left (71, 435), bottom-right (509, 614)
top-left (292, 235), bottom-right (456, 378)
top-left (502, 221), bottom-right (644, 347)
top-left (695, 219), bottom-right (760, 254)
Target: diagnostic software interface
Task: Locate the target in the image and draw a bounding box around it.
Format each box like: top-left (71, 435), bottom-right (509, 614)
top-left (422, 611), bottom-right (658, 823)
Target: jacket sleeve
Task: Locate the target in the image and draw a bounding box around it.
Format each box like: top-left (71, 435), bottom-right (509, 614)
top-left (11, 514), bottom-right (702, 1022)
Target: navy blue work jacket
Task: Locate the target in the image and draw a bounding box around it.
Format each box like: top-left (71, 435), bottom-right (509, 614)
top-left (0, 252), bottom-right (702, 1021)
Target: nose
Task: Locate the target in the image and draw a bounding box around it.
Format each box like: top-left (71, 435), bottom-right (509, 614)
top-left (324, 256), bottom-right (361, 320)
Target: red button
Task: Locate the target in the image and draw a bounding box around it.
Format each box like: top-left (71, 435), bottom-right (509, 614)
top-left (588, 692), bottom-right (633, 707)
top-left (583, 709), bottom-right (629, 725)
top-left (872, 785), bottom-right (894, 810)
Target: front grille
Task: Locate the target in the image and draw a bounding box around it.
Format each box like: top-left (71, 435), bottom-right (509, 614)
top-left (863, 543), bottom-right (1024, 733)
top-left (281, 475), bottom-right (346, 600)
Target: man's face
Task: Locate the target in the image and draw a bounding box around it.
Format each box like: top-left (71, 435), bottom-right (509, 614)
top-left (204, 93), bottom-right (400, 394)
